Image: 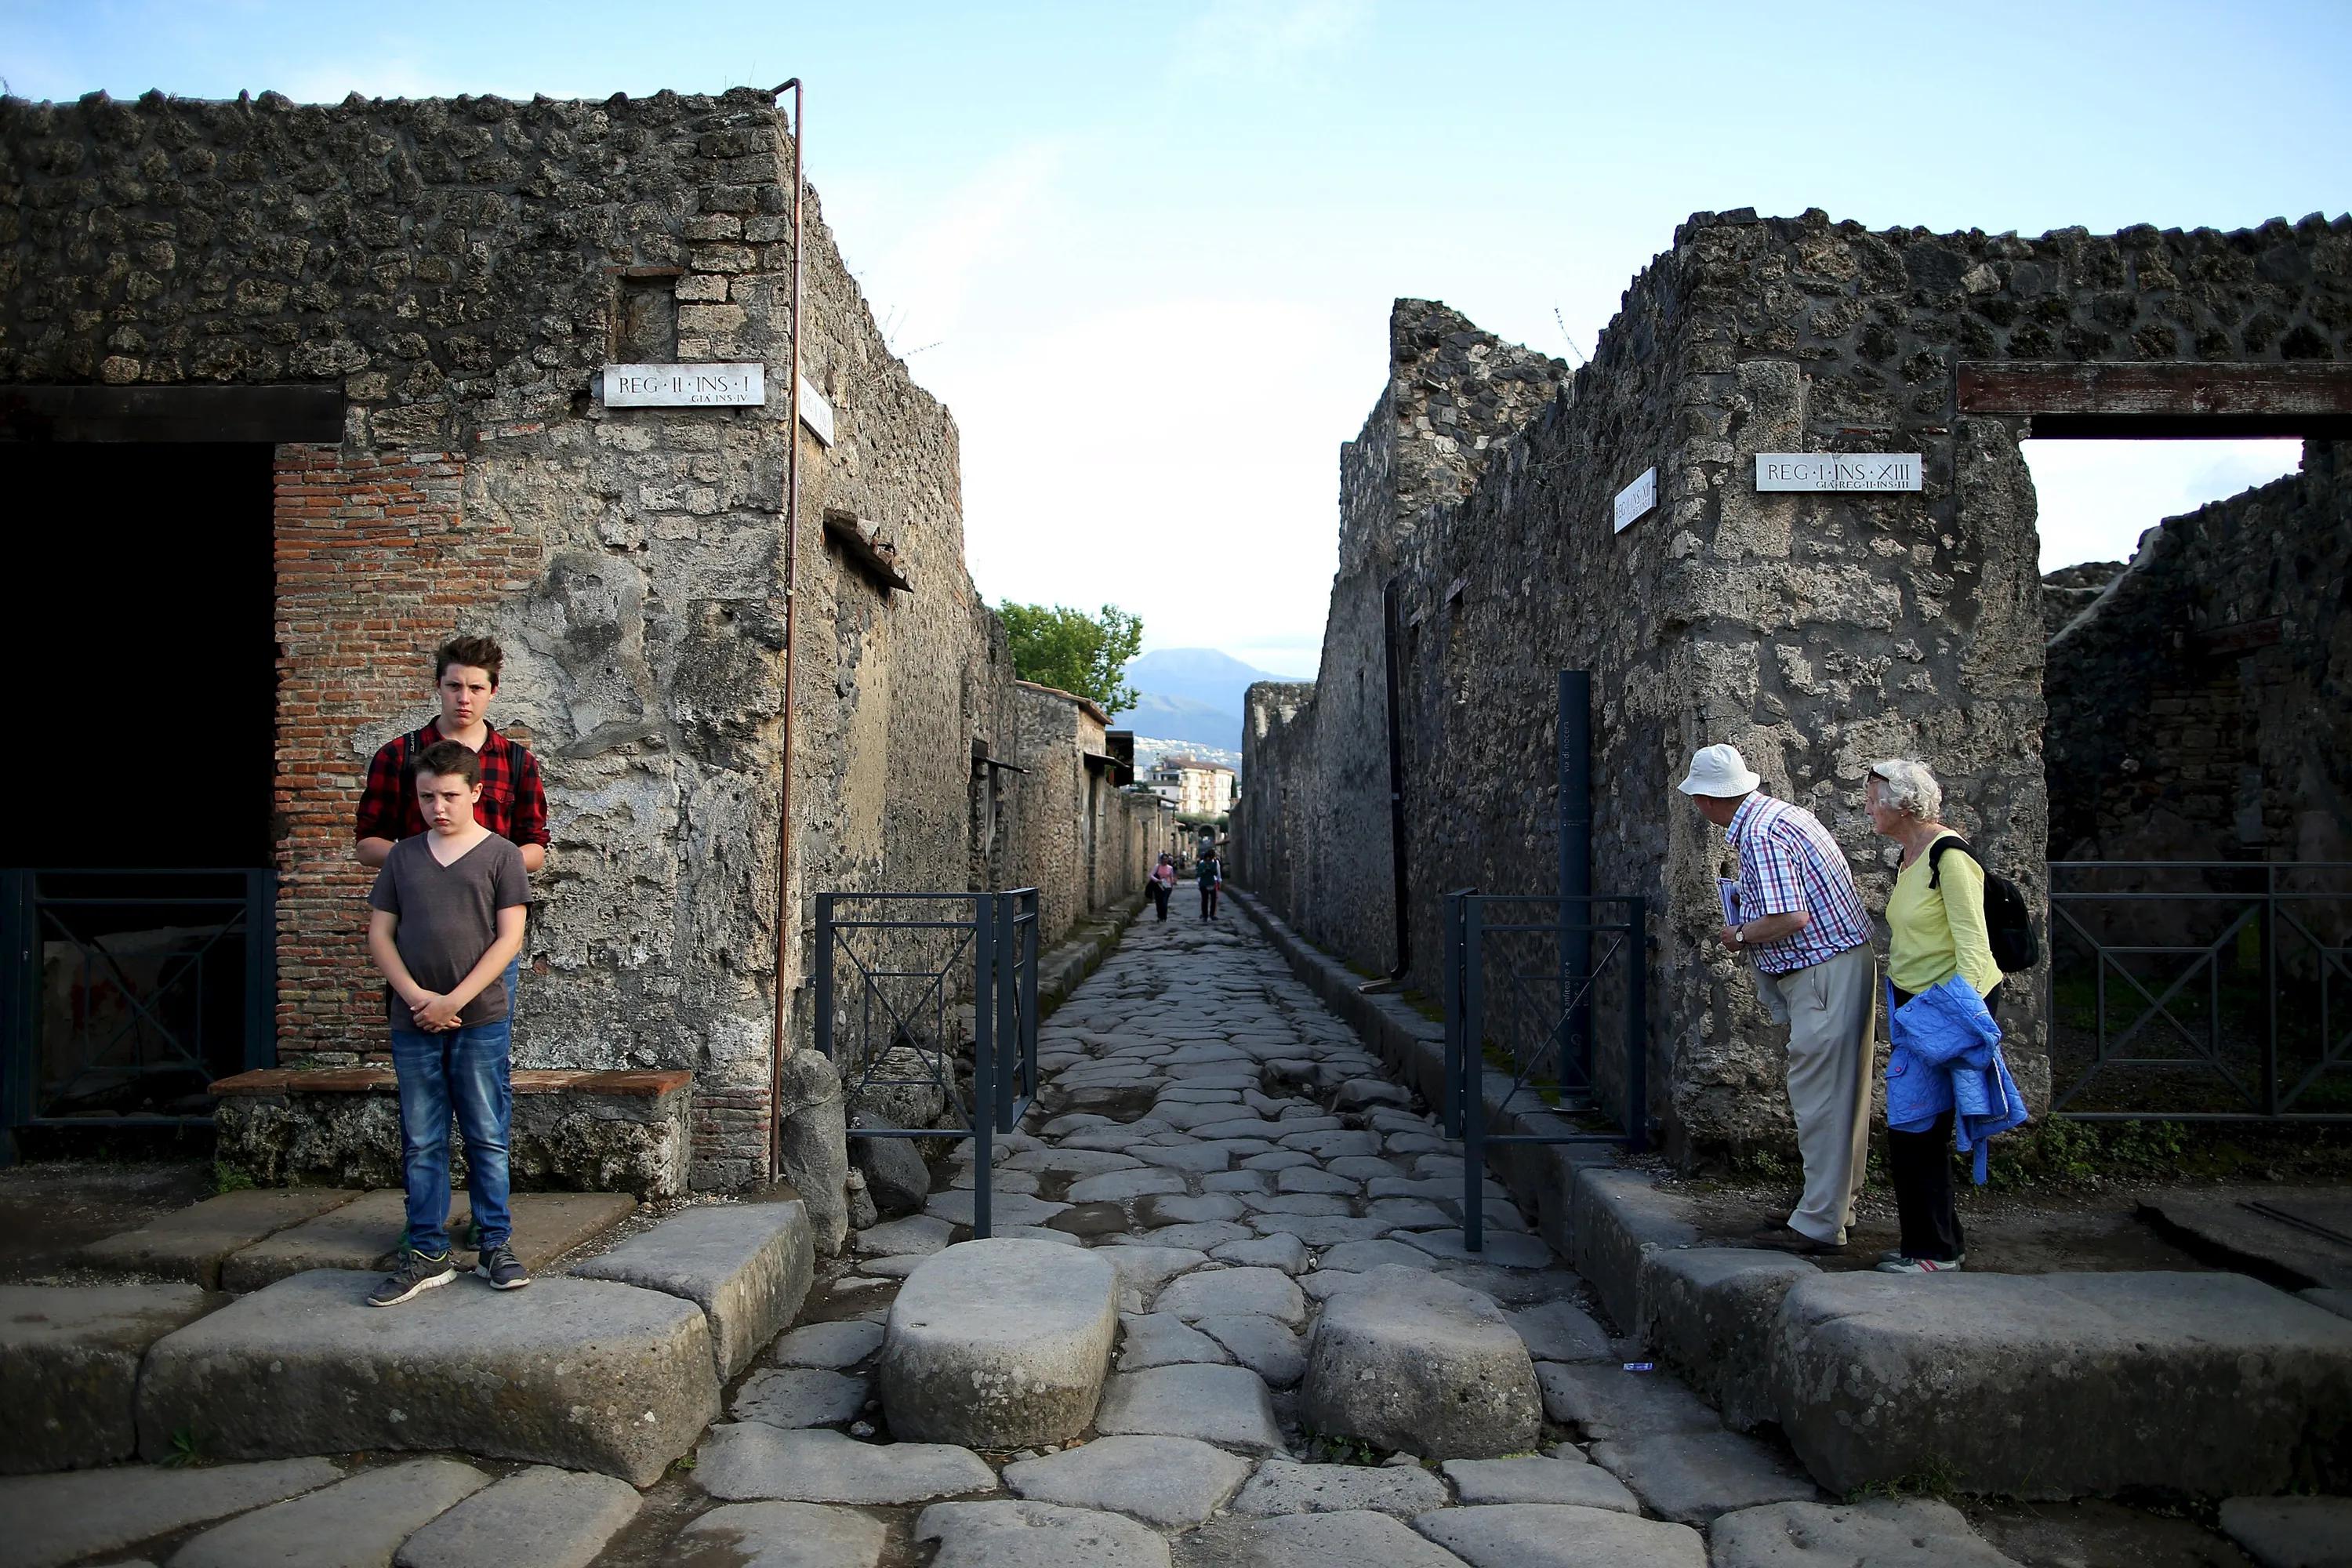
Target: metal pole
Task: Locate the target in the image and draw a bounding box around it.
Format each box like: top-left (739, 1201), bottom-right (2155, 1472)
top-left (973, 893), bottom-right (994, 1239)
top-left (1465, 899), bottom-right (1486, 1253)
top-left (1440, 892), bottom-right (1461, 1138)
top-left (2263, 868), bottom-right (2279, 1116)
top-left (767, 77), bottom-right (807, 1185)
top-left (1559, 672), bottom-right (1592, 1083)
top-left (812, 894), bottom-right (834, 1060)
top-left (1626, 896), bottom-right (1649, 1153)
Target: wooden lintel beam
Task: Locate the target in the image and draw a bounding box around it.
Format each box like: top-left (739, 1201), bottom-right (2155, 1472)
top-left (1957, 361), bottom-right (2352, 438)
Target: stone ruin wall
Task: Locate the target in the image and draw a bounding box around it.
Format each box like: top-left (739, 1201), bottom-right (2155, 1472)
top-left (1239, 207), bottom-right (2352, 1160)
top-left (1, 87), bottom-right (1152, 1198)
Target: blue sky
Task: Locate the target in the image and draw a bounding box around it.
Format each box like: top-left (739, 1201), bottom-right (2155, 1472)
top-left (7, 1), bottom-right (2346, 673)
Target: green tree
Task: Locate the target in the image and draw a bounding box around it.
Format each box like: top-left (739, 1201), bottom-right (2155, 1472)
top-left (997, 601), bottom-right (1144, 716)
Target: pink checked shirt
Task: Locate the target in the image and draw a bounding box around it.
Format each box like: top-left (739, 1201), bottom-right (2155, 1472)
top-left (1726, 793), bottom-right (1871, 975)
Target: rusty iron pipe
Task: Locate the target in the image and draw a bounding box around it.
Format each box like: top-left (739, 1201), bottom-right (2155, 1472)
top-left (768, 78), bottom-right (805, 1185)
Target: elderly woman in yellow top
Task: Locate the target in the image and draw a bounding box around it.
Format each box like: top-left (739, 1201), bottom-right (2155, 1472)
top-left (1865, 757), bottom-right (2002, 1275)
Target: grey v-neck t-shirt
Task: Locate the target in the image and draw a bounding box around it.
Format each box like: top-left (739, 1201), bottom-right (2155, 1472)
top-left (368, 832), bottom-right (529, 1030)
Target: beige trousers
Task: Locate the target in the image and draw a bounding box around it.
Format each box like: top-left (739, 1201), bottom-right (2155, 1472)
top-left (1755, 942), bottom-right (1877, 1245)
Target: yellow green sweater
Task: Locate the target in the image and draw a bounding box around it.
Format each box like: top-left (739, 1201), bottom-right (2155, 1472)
top-left (1886, 837), bottom-right (2002, 1000)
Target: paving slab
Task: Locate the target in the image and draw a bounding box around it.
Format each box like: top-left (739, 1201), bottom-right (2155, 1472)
top-left (1250, 1192), bottom-right (1354, 1218)
top-left (1121, 1312), bottom-right (1231, 1370)
top-left (1769, 1270), bottom-right (2352, 1496)
top-left (880, 1239), bottom-right (1119, 1448)
top-left (1006, 1146), bottom-right (1145, 1174)
top-left (924, 1190), bottom-right (1072, 1229)
top-left (1213, 1234), bottom-right (1310, 1273)
top-left (2219, 1495), bottom-right (2352, 1568)
top-left (1501, 1300), bottom-right (1612, 1365)
top-left (916, 1500), bottom-right (1171, 1568)
top-left (1228, 1459), bottom-right (1450, 1517)
top-left (1069, 1168), bottom-right (1191, 1203)
top-left (1137, 1193), bottom-right (1249, 1228)
top-left (1195, 1314), bottom-right (1305, 1387)
top-left (1301, 1265), bottom-right (1541, 1459)
top-left (1247, 1214), bottom-right (1391, 1247)
top-left (733, 1366), bottom-right (871, 1428)
top-left (169, 1457), bottom-right (488, 1568)
top-left (772, 1317), bottom-right (886, 1369)
top-left (570, 1198), bottom-right (815, 1379)
top-left (78, 1189), bottom-right (360, 1289)
top-left (1098, 1245), bottom-right (1210, 1306)
top-left (1156, 1267), bottom-right (1306, 1327)
top-left (1708, 1497), bottom-right (2022, 1568)
top-left (1133, 1145), bottom-right (1237, 1174)
top-left (136, 1270), bottom-right (717, 1486)
top-left (1319, 1238), bottom-right (1443, 1273)
top-left (1094, 1363), bottom-right (1286, 1454)
top-left (1534, 1362), bottom-right (1721, 1440)
top-left (0, 1283), bottom-right (220, 1474)
top-left (855, 1214), bottom-right (956, 1256)
top-left (677, 1501), bottom-right (887, 1568)
top-left (1636, 1247), bottom-right (1817, 1432)
top-left (0, 1457), bottom-right (342, 1568)
top-left (1398, 1230), bottom-right (1555, 1269)
top-left (1203, 1170), bottom-right (1272, 1194)
top-left (220, 1190), bottom-right (637, 1294)
top-left (696, 1424), bottom-right (995, 1504)
top-left (1004, 1434), bottom-right (1249, 1526)
top-left (1587, 1431), bottom-right (1815, 1524)
top-left (393, 1464), bottom-right (642, 1568)
top-left (1178, 1509), bottom-right (1470, 1568)
top-left (1442, 1457), bottom-right (1639, 1512)
top-left (2146, 1189), bottom-right (2352, 1291)
top-left (1112, 1221), bottom-right (1253, 1251)
top-left (1413, 1503), bottom-right (1708, 1568)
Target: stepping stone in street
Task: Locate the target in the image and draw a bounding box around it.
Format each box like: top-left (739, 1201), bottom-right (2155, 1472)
top-left (570, 1200), bottom-right (815, 1380)
top-left (1212, 1233), bottom-right (1310, 1274)
top-left (880, 1239), bottom-right (1119, 1448)
top-left (1100, 1245), bottom-right (1210, 1306)
top-left (848, 1253), bottom-right (927, 1279)
top-left (1121, 1312), bottom-right (1231, 1370)
top-left (1441, 1456), bottom-right (1640, 1512)
top-left (993, 1224), bottom-right (1085, 1247)
top-left (223, 1189), bottom-right (637, 1294)
top-left (1180, 1509), bottom-right (1470, 1568)
top-left (923, 1189), bottom-right (1071, 1229)
top-left (677, 1500), bottom-right (886, 1568)
top-left (855, 1213), bottom-right (956, 1255)
top-left (1301, 1265), bottom-right (1542, 1460)
top-left (696, 1425), bottom-right (995, 1504)
top-left (1113, 1221), bottom-right (1253, 1252)
top-left (1156, 1266), bottom-right (1307, 1327)
top-left (2, 1457), bottom-right (340, 1568)
top-left (1399, 1229), bottom-right (1555, 1269)
top-left (1, 1283), bottom-right (220, 1473)
top-left (771, 1317), bottom-right (887, 1369)
top-left (1004, 1434), bottom-right (1250, 1527)
top-left (1094, 1363), bottom-right (1286, 1454)
top-left (1319, 1238), bottom-right (1442, 1274)
top-left (916, 1498), bottom-right (1171, 1568)
top-left (1710, 1498), bottom-right (2016, 1568)
top-left (1137, 1193), bottom-right (1247, 1228)
top-left (76, 1188), bottom-right (358, 1290)
top-left (1228, 1458), bottom-right (1450, 1517)
top-left (393, 1464), bottom-right (641, 1568)
top-left (172, 1457), bottom-right (488, 1568)
top-left (1535, 1363), bottom-right (1722, 1441)
top-left (1588, 1431), bottom-right (1816, 1524)
top-left (1195, 1314), bottom-right (1305, 1387)
top-left (1412, 1504), bottom-right (1708, 1568)
top-left (732, 1367), bottom-right (871, 1428)
top-left (1068, 1168), bottom-right (1189, 1203)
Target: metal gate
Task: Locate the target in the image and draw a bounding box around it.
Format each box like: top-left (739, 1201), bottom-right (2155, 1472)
top-left (814, 890), bottom-right (1040, 1236)
top-left (1440, 890), bottom-right (1648, 1250)
top-left (2, 868), bottom-right (276, 1142)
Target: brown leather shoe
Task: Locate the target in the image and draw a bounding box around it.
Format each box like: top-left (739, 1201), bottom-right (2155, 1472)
top-left (1752, 1221), bottom-right (1845, 1256)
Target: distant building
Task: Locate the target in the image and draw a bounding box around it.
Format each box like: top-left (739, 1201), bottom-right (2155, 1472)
top-left (1148, 756), bottom-right (1239, 818)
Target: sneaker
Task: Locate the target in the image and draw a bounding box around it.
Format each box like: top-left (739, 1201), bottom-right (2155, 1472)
top-left (475, 1242), bottom-right (532, 1290)
top-left (1878, 1250), bottom-right (1965, 1266)
top-left (1876, 1255), bottom-right (1963, 1274)
top-left (366, 1248), bottom-right (457, 1307)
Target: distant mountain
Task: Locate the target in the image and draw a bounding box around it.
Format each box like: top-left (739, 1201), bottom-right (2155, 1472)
top-left (1126, 691), bottom-right (1242, 755)
top-left (1126, 648), bottom-right (1311, 717)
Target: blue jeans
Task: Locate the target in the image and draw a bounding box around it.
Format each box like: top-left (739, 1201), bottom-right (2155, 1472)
top-left (390, 1019), bottom-right (513, 1256)
top-left (503, 954), bottom-right (520, 1018)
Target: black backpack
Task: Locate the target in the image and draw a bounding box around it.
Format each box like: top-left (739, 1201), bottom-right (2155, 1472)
top-left (1928, 837), bottom-right (2041, 973)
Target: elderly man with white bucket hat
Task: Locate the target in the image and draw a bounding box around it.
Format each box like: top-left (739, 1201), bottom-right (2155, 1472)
top-left (1680, 743), bottom-right (1876, 1254)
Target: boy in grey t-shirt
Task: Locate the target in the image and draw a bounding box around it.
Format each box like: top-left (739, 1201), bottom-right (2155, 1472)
top-left (364, 739), bottom-right (532, 1306)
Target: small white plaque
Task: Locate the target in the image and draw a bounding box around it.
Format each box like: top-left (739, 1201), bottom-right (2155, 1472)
top-left (1755, 452), bottom-right (1923, 492)
top-left (1613, 467), bottom-right (1657, 534)
top-left (797, 376), bottom-right (834, 447)
top-left (602, 363), bottom-right (764, 407)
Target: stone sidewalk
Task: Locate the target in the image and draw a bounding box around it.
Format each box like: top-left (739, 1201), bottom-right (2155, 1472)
top-left (5, 905), bottom-right (2318, 1566)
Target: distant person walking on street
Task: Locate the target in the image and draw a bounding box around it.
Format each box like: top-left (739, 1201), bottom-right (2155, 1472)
top-left (1679, 744), bottom-right (1875, 1255)
top-left (1198, 848), bottom-right (1222, 920)
top-left (1150, 852), bottom-right (1178, 920)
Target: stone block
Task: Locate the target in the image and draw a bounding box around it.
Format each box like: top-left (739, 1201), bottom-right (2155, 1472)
top-left (1588, 1431), bottom-right (1816, 1524)
top-left (1300, 1265), bottom-right (1541, 1459)
top-left (879, 1239), bottom-right (1118, 1448)
top-left (1004, 1435), bottom-right (1250, 1527)
top-left (1094, 1363), bottom-right (1286, 1454)
top-left (1069, 1168), bottom-right (1190, 1203)
top-left (76, 1189), bottom-right (358, 1289)
top-left (1569, 1167), bottom-right (1699, 1333)
top-left (1196, 1314), bottom-right (1305, 1387)
top-left (916, 1499), bottom-right (1172, 1568)
top-left (732, 1367), bottom-right (869, 1428)
top-left (1180, 1510), bottom-right (1470, 1567)
top-left (571, 1198), bottom-right (815, 1378)
top-left (1708, 1498), bottom-right (2020, 1568)
top-left (1156, 1266), bottom-right (1306, 1326)
top-left (680, 1501), bottom-right (886, 1568)
top-left (1228, 1459), bottom-right (1449, 1517)
top-left (1501, 1300), bottom-right (1611, 1364)
top-left (2220, 1495), bottom-right (2352, 1568)
top-left (220, 1189), bottom-right (635, 1293)
top-left (171, 1457), bottom-right (489, 1568)
top-left (1138, 1193), bottom-right (1247, 1228)
top-left (1413, 1503), bottom-right (1709, 1568)
top-left (1214, 1234), bottom-right (1311, 1273)
top-left (0, 1457), bottom-right (340, 1568)
top-left (924, 1189), bottom-right (1070, 1229)
top-left (1534, 1362), bottom-right (1720, 1440)
top-left (695, 1424), bottom-right (994, 1504)
top-left (1441, 1457), bottom-right (1639, 1512)
top-left (1098, 1245), bottom-right (1210, 1308)
top-left (855, 1213), bottom-right (954, 1256)
top-left (1636, 1247), bottom-right (1817, 1430)
top-left (0, 1284), bottom-right (219, 1474)
top-left (1122, 1312), bottom-right (1229, 1370)
top-left (393, 1465), bottom-right (642, 1568)
top-left (1769, 1270), bottom-right (2352, 1497)
top-left (136, 1271), bottom-right (717, 1486)
top-left (770, 1317), bottom-right (884, 1368)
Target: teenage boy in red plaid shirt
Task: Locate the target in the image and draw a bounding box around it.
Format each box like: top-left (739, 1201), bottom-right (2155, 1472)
top-left (357, 636), bottom-right (549, 1017)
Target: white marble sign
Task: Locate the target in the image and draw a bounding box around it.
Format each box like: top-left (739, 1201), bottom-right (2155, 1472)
top-left (602, 363), bottom-right (765, 407)
top-left (797, 376), bottom-right (835, 446)
top-left (1755, 452), bottom-right (1922, 492)
top-left (1613, 467), bottom-right (1657, 533)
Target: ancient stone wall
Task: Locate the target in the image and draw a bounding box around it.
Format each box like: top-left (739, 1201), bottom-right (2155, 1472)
top-left (1238, 208), bottom-right (2352, 1159)
top-left (2045, 442), bottom-right (2352, 863)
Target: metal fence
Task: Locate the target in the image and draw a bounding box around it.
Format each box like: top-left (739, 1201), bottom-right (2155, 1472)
top-left (2, 868), bottom-right (275, 1137)
top-left (814, 889), bottom-right (1040, 1236)
top-left (1440, 891), bottom-right (1648, 1250)
top-left (2047, 861), bottom-right (2352, 1120)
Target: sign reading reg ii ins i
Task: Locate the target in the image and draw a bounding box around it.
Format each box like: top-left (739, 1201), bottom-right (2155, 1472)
top-left (1755, 452), bottom-right (1923, 492)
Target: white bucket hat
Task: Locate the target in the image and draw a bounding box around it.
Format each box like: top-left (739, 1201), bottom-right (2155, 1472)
top-left (1678, 743), bottom-right (1761, 798)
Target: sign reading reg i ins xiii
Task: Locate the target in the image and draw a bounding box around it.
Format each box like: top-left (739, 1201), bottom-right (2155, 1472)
top-left (1755, 452), bottom-right (1923, 492)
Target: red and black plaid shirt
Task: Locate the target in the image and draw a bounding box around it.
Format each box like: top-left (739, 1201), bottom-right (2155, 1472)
top-left (355, 720), bottom-right (550, 848)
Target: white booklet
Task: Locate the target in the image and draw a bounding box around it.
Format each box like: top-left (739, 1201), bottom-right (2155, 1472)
top-left (1716, 877), bottom-right (1741, 928)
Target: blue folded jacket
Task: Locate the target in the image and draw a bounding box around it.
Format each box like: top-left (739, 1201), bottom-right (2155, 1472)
top-left (1885, 974), bottom-right (2030, 1184)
